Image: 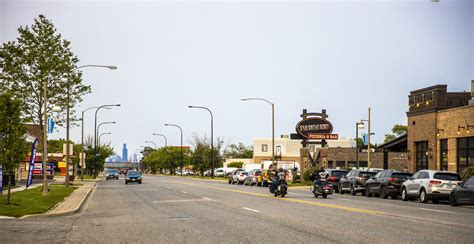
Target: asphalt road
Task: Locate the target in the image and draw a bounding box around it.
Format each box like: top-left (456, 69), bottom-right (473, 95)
top-left (1, 175), bottom-right (473, 243)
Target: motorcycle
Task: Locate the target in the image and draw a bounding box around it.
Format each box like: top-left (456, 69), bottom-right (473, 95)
top-left (270, 172), bottom-right (288, 198)
top-left (311, 180), bottom-right (333, 198)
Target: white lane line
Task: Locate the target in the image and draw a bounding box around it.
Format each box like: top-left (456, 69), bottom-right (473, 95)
top-left (419, 208), bottom-right (454, 214)
top-left (137, 189), bottom-right (158, 191)
top-left (181, 191), bottom-right (188, 194)
top-left (166, 187), bottom-right (172, 190)
top-left (333, 198), bottom-right (350, 201)
top-left (242, 207), bottom-right (260, 213)
top-left (154, 198), bottom-right (214, 204)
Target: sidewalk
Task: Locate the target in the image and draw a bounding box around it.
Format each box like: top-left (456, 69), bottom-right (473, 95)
top-left (44, 181), bottom-right (97, 217)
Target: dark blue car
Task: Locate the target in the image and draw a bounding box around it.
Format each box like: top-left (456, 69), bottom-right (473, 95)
top-left (125, 170), bottom-right (142, 184)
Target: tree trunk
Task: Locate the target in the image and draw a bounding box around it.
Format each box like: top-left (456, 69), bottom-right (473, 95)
top-left (6, 173), bottom-right (11, 205)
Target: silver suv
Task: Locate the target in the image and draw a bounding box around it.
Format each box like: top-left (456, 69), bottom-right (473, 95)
top-left (401, 170), bottom-right (462, 203)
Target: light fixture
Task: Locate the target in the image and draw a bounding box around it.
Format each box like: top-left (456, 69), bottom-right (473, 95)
top-left (437, 128), bottom-right (444, 137)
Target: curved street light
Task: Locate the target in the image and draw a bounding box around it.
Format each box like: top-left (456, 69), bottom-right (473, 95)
top-left (145, 140), bottom-right (157, 149)
top-left (99, 132), bottom-right (112, 145)
top-left (152, 133), bottom-right (168, 147)
top-left (93, 104), bottom-right (120, 177)
top-left (165, 123), bottom-right (183, 175)
top-left (188, 105), bottom-right (214, 178)
top-left (241, 97), bottom-right (275, 171)
top-left (97, 121), bottom-right (116, 140)
top-left (64, 64), bottom-right (117, 187)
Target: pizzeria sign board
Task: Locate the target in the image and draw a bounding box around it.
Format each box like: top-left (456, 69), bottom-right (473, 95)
top-left (296, 117), bottom-right (339, 140)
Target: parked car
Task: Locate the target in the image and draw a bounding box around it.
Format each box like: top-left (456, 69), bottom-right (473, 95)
top-left (120, 168), bottom-right (128, 175)
top-left (125, 170), bottom-right (142, 184)
top-left (234, 171), bottom-right (248, 185)
top-left (401, 170), bottom-right (462, 203)
top-left (324, 169), bottom-right (348, 193)
top-left (243, 169), bottom-right (261, 186)
top-left (214, 169), bottom-right (226, 177)
top-left (105, 169), bottom-right (119, 180)
top-left (365, 170), bottom-right (412, 199)
top-left (450, 176), bottom-right (474, 206)
top-left (339, 169), bottom-right (377, 195)
top-left (228, 169), bottom-right (243, 184)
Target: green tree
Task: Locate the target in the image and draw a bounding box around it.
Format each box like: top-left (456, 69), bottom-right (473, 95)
top-left (189, 134), bottom-right (224, 176)
top-left (0, 93), bottom-right (28, 204)
top-left (383, 124), bottom-right (407, 143)
top-left (81, 136), bottom-right (114, 178)
top-left (227, 161), bottom-right (243, 168)
top-left (224, 143), bottom-right (253, 158)
top-left (0, 14), bottom-right (90, 160)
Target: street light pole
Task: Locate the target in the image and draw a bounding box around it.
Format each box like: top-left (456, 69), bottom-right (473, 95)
top-left (99, 132), bottom-right (112, 145)
top-left (188, 106), bottom-right (214, 178)
top-left (65, 64), bottom-right (117, 187)
top-left (97, 121), bottom-right (116, 140)
top-left (152, 133), bottom-right (168, 147)
top-left (145, 141), bottom-right (157, 149)
top-left (165, 124), bottom-right (183, 175)
top-left (241, 98), bottom-right (275, 171)
top-left (80, 106), bottom-right (102, 181)
top-left (42, 78), bottom-right (49, 196)
top-left (355, 122), bottom-right (365, 169)
top-left (94, 104), bottom-right (120, 178)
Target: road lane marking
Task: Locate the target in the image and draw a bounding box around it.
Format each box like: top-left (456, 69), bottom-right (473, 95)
top-left (242, 207), bottom-right (260, 213)
top-left (181, 191), bottom-right (188, 194)
top-left (154, 198), bottom-right (213, 204)
top-left (419, 208), bottom-right (454, 214)
top-left (166, 187), bottom-right (172, 190)
top-left (167, 180), bottom-right (384, 215)
top-left (137, 189), bottom-right (158, 191)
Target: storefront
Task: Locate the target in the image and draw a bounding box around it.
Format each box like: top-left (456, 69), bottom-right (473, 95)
top-left (407, 81), bottom-right (474, 173)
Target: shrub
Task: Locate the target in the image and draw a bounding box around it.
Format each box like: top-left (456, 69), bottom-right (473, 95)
top-left (227, 161), bottom-right (243, 168)
top-left (303, 166), bottom-right (324, 182)
top-left (460, 166), bottom-right (474, 181)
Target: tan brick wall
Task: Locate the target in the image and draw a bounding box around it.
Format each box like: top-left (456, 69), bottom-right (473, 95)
top-left (407, 112), bottom-right (437, 172)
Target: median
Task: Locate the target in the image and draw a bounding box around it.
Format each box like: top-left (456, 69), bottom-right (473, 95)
top-left (0, 184), bottom-right (77, 218)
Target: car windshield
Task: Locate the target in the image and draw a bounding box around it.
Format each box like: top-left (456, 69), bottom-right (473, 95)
top-left (128, 171), bottom-right (140, 176)
top-left (331, 170), bottom-right (348, 176)
top-left (241, 172), bottom-right (248, 175)
top-left (434, 173), bottom-right (461, 181)
top-left (360, 172), bottom-right (377, 177)
top-left (465, 177), bottom-right (474, 186)
top-left (392, 173), bottom-right (412, 179)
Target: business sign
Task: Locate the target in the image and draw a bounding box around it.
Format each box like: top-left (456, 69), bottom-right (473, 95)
top-left (296, 117), bottom-right (338, 140)
top-left (32, 163), bottom-right (54, 176)
top-left (27, 138), bottom-right (38, 188)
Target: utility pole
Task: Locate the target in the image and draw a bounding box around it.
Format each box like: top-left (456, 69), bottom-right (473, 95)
top-left (42, 78), bottom-right (49, 196)
top-left (368, 107), bottom-right (371, 169)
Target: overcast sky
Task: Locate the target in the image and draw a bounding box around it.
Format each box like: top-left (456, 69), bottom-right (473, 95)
top-left (1, 0), bottom-right (473, 156)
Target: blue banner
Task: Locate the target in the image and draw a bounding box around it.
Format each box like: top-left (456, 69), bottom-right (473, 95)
top-left (26, 138), bottom-right (38, 188)
top-left (0, 165), bottom-right (3, 194)
top-left (363, 133), bottom-right (368, 145)
top-left (47, 118), bottom-right (55, 134)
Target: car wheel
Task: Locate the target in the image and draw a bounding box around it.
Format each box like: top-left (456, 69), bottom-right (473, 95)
top-left (125, 181), bottom-right (128, 185)
top-left (350, 185), bottom-right (356, 195)
top-left (381, 187), bottom-right (389, 199)
top-left (339, 184), bottom-right (344, 194)
top-left (228, 180), bottom-right (231, 184)
top-left (139, 181), bottom-right (142, 184)
top-left (334, 187), bottom-right (339, 194)
top-left (450, 194), bottom-right (457, 207)
top-left (401, 187), bottom-right (408, 201)
top-left (420, 189), bottom-right (428, 203)
top-left (365, 187), bottom-right (372, 197)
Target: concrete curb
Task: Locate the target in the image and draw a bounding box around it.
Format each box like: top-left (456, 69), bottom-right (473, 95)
top-left (18, 182), bottom-right (98, 219)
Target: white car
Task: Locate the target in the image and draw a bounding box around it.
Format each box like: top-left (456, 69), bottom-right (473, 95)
top-left (214, 169), bottom-right (226, 177)
top-left (401, 170), bottom-right (462, 203)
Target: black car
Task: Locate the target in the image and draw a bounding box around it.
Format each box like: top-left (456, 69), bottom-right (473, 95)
top-left (339, 169), bottom-right (377, 195)
top-left (365, 170), bottom-right (412, 199)
top-left (105, 169), bottom-right (119, 180)
top-left (450, 176), bottom-right (474, 206)
top-left (324, 169), bottom-right (348, 193)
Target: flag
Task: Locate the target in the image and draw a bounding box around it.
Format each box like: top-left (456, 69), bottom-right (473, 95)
top-left (26, 138), bottom-right (38, 188)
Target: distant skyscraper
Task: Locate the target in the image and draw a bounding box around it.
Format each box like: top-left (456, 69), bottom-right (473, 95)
top-left (122, 143), bottom-right (128, 162)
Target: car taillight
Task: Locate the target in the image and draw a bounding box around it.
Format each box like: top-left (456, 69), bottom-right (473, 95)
top-left (387, 178), bottom-right (397, 182)
top-left (430, 180), bottom-right (442, 185)
top-left (328, 176), bottom-right (337, 181)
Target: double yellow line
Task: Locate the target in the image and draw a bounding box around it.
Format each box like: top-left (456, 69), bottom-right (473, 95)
top-left (169, 179), bottom-right (385, 215)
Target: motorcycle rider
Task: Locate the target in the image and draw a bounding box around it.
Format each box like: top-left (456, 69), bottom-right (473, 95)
top-left (310, 167), bottom-right (327, 192)
top-left (270, 168), bottom-right (286, 193)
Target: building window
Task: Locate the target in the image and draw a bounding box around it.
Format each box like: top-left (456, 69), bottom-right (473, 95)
top-left (457, 137), bottom-right (474, 173)
top-left (276, 146), bottom-right (281, 156)
top-left (415, 141), bottom-right (428, 171)
top-left (328, 160), bottom-right (333, 168)
top-left (347, 161), bottom-right (357, 168)
top-left (336, 161), bottom-right (346, 168)
top-left (359, 161), bottom-right (368, 168)
top-left (440, 139), bottom-right (448, 171)
top-left (262, 144), bottom-right (268, 152)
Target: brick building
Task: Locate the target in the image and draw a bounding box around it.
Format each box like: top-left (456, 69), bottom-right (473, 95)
top-left (407, 81), bottom-right (474, 173)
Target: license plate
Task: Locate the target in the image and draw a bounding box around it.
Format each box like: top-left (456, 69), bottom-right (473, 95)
top-left (132, 179), bottom-right (136, 181)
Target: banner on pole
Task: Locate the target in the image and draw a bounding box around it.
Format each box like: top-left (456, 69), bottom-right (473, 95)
top-left (0, 165), bottom-right (3, 194)
top-left (27, 138), bottom-right (38, 188)
top-left (363, 133), bottom-right (368, 146)
top-left (47, 118), bottom-right (55, 134)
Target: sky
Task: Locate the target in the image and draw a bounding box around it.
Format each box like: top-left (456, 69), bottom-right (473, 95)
top-left (1, 0), bottom-right (473, 157)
